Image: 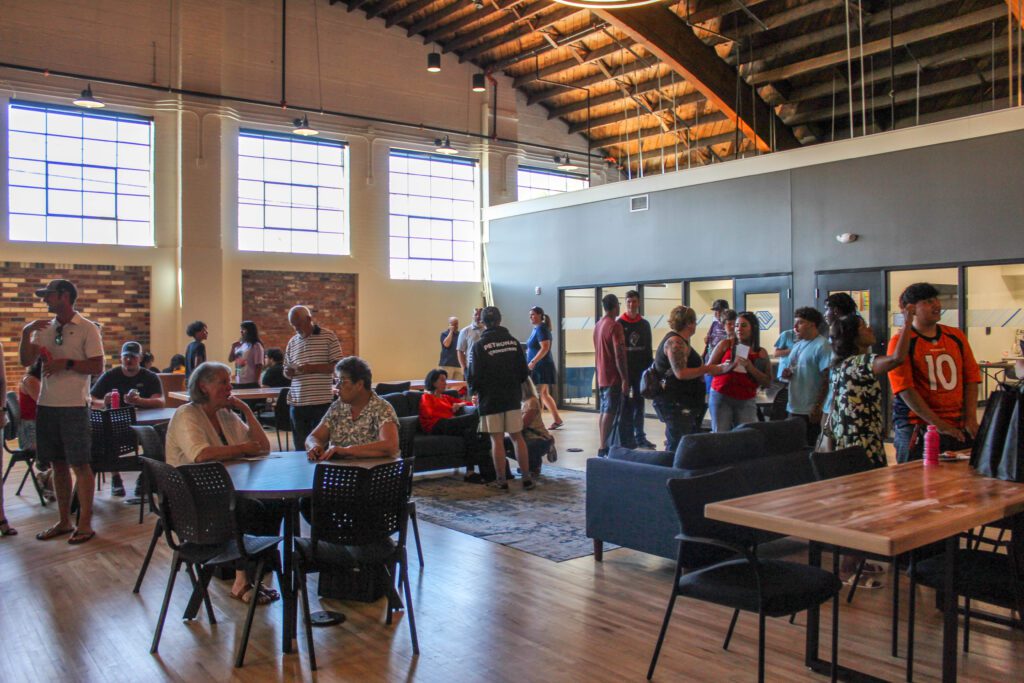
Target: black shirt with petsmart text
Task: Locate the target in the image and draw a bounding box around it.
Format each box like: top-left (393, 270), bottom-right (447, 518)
top-left (618, 313), bottom-right (653, 382)
top-left (91, 367), bottom-right (163, 400)
top-left (466, 326), bottom-right (530, 416)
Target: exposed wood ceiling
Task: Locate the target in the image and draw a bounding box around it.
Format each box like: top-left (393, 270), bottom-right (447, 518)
top-left (335, 0), bottom-right (1024, 176)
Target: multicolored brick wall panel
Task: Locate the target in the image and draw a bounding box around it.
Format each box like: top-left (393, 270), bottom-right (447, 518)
top-left (240, 270), bottom-right (357, 362)
top-left (1, 262), bottom-right (152, 381)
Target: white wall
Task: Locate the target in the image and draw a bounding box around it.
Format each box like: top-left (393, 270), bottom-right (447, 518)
top-left (0, 0), bottom-right (594, 378)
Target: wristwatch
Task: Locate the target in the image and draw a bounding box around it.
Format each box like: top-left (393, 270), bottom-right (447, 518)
top-left (65, 359), bottom-right (75, 371)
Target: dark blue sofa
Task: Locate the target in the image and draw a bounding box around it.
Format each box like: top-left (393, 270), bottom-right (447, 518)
top-left (586, 418), bottom-right (815, 562)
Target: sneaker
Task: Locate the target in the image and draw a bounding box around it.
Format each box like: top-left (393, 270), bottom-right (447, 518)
top-left (486, 480), bottom-right (509, 491)
top-left (522, 477), bottom-right (535, 491)
top-left (638, 438), bottom-right (658, 449)
top-left (111, 476), bottom-right (126, 497)
top-left (597, 448), bottom-right (609, 458)
top-left (546, 445), bottom-right (558, 463)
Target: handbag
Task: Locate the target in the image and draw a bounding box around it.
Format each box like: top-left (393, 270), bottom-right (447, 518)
top-left (639, 362), bottom-right (665, 400)
top-left (970, 383), bottom-right (1020, 479)
top-left (995, 384), bottom-right (1024, 482)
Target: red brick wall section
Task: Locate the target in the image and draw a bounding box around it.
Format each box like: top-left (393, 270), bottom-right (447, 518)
top-left (241, 270), bottom-right (357, 362)
top-left (1, 262), bottom-right (152, 382)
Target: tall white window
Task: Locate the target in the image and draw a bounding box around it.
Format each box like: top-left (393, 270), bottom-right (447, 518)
top-left (7, 101), bottom-right (154, 246)
top-left (388, 149), bottom-right (479, 282)
top-left (517, 166), bottom-right (588, 201)
top-left (237, 130), bottom-right (348, 255)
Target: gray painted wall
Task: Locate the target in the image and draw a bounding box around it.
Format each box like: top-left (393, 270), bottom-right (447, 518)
top-left (488, 130), bottom-right (1024, 345)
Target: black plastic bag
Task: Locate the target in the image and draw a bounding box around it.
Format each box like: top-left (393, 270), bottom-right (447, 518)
top-left (996, 384), bottom-right (1024, 483)
top-left (970, 384), bottom-right (1019, 478)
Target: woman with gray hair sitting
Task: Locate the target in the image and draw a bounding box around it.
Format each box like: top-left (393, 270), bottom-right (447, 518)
top-left (165, 361), bottom-right (281, 605)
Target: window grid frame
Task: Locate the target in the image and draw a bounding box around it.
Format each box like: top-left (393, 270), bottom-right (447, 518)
top-left (388, 148), bottom-right (480, 283)
top-left (7, 99), bottom-right (154, 246)
top-left (516, 165), bottom-right (589, 201)
top-left (237, 128), bottom-right (350, 256)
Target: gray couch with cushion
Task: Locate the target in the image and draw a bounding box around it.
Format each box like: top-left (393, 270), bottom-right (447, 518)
top-left (381, 390), bottom-right (483, 473)
top-left (586, 418), bottom-right (814, 562)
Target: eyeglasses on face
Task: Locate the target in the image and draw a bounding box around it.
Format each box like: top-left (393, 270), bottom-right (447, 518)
top-left (334, 376), bottom-right (355, 387)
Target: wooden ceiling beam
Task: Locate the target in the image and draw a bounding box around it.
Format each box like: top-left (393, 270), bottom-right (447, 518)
top-left (513, 38), bottom-right (634, 88)
top-left (697, 0), bottom-right (837, 48)
top-left (568, 91), bottom-right (709, 134)
top-left (347, 0), bottom-right (374, 12)
top-left (424, 0), bottom-right (517, 44)
top-left (384, 0), bottom-right (435, 28)
top-left (485, 21), bottom-right (607, 73)
top-left (599, 125), bottom-right (738, 149)
top-left (547, 71), bottom-right (683, 118)
top-left (441, 1), bottom-right (552, 53)
top-left (365, 0), bottom-right (399, 20)
top-left (407, 0), bottom-right (469, 37)
top-left (457, 6), bottom-right (579, 63)
top-left (594, 5), bottom-right (799, 151)
top-left (527, 57), bottom-right (653, 105)
top-left (748, 5), bottom-right (1005, 85)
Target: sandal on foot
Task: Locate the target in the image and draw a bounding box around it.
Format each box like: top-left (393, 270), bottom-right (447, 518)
top-left (463, 472), bottom-right (484, 484)
top-left (842, 575), bottom-right (883, 589)
top-left (36, 524), bottom-right (74, 541)
top-left (68, 530), bottom-right (96, 545)
top-left (256, 584), bottom-right (280, 602)
top-left (548, 421), bottom-right (564, 430)
top-left (861, 562), bottom-right (886, 575)
top-left (230, 584), bottom-right (272, 606)
top-left (0, 519), bottom-right (17, 536)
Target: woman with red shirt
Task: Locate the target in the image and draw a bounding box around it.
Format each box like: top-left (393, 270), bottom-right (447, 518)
top-left (708, 311), bottom-right (773, 432)
top-left (419, 368), bottom-right (485, 482)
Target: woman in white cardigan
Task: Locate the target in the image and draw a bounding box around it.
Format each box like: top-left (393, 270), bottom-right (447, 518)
top-left (165, 361), bottom-right (280, 605)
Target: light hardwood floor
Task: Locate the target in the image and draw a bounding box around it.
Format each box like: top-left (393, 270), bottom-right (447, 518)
top-left (1, 411), bottom-right (1021, 682)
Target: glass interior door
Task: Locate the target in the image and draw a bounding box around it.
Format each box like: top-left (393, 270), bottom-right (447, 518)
top-left (560, 287), bottom-right (598, 407)
top-left (966, 263), bottom-right (1024, 401)
top-left (641, 282), bottom-right (683, 335)
top-left (888, 267), bottom-right (959, 328)
top-left (687, 279), bottom-right (734, 357)
top-left (745, 291), bottom-right (782, 352)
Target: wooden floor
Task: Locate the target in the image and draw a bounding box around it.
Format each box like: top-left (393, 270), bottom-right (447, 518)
top-left (1, 411), bottom-right (1022, 682)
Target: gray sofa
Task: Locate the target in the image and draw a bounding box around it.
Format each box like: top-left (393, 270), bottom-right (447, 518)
top-left (381, 390), bottom-right (485, 473)
top-left (586, 418), bottom-right (814, 563)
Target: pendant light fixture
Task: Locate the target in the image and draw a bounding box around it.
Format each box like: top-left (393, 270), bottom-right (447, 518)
top-left (434, 136), bottom-right (458, 155)
top-left (472, 73), bottom-right (486, 92)
top-left (555, 154), bottom-right (579, 171)
top-left (292, 114), bottom-right (319, 136)
top-left (427, 52), bottom-right (442, 73)
top-left (72, 84), bottom-right (105, 109)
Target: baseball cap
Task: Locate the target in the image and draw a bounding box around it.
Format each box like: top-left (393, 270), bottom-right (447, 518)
top-left (121, 341), bottom-right (143, 357)
top-left (711, 299), bottom-right (730, 312)
top-left (35, 279), bottom-right (78, 300)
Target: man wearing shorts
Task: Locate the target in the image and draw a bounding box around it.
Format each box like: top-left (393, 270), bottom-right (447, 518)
top-left (466, 306), bottom-right (533, 491)
top-left (20, 279), bottom-right (105, 545)
top-left (593, 293), bottom-right (630, 457)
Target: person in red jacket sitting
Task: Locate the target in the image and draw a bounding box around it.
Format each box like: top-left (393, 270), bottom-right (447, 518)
top-left (419, 368), bottom-right (487, 482)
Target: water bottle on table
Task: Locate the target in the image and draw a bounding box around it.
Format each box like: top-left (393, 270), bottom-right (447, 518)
top-left (923, 425), bottom-right (939, 466)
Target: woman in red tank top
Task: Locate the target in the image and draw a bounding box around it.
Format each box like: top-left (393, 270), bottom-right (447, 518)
top-left (708, 311), bottom-right (773, 432)
top-left (417, 368), bottom-right (484, 482)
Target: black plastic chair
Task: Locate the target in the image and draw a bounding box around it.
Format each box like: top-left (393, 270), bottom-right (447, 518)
top-left (146, 459), bottom-right (283, 668)
top-left (394, 416), bottom-right (424, 568)
top-left (906, 517), bottom-right (1024, 681)
top-left (375, 381), bottom-right (411, 396)
top-left (3, 391), bottom-right (46, 506)
top-left (294, 459), bottom-right (419, 671)
top-left (808, 446), bottom-right (902, 654)
top-left (258, 387), bottom-right (292, 451)
top-left (647, 469), bottom-right (842, 682)
top-left (90, 405), bottom-right (140, 482)
top-left (131, 425), bottom-right (166, 592)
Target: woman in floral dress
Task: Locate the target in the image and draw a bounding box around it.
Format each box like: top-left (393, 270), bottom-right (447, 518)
top-left (827, 304), bottom-right (915, 466)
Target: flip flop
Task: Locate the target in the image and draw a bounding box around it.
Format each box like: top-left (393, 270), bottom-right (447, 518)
top-left (861, 562), bottom-right (886, 575)
top-left (842, 575), bottom-right (883, 589)
top-left (36, 525), bottom-right (74, 541)
top-left (68, 530), bottom-right (96, 545)
top-left (548, 421), bottom-right (564, 430)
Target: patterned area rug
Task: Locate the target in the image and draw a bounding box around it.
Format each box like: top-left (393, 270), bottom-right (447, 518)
top-left (413, 466), bottom-right (616, 563)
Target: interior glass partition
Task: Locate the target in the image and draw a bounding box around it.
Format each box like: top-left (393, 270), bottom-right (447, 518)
top-left (688, 279), bottom-right (734, 356)
top-left (561, 288), bottom-right (598, 407)
top-left (967, 263), bottom-right (1024, 400)
top-left (888, 268), bottom-right (959, 328)
top-left (642, 283), bottom-right (683, 335)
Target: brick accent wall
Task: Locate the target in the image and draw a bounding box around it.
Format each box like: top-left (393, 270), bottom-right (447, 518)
top-left (241, 270), bottom-right (357, 362)
top-left (1, 263), bottom-right (152, 382)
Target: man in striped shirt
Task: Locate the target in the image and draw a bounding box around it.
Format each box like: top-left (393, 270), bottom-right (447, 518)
top-left (284, 306), bottom-right (343, 450)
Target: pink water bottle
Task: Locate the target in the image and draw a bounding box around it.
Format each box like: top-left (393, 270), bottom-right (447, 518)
top-left (110, 389), bottom-right (121, 409)
top-left (923, 425), bottom-right (940, 465)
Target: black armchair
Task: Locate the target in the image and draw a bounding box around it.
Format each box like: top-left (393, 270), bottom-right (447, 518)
top-left (647, 469), bottom-right (843, 682)
top-left (131, 425), bottom-right (165, 592)
top-left (3, 391), bottom-right (46, 505)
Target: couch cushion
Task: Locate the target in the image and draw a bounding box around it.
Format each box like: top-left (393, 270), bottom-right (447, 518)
top-left (380, 392), bottom-right (414, 417)
top-left (673, 430), bottom-right (765, 470)
top-left (608, 446), bottom-right (674, 467)
top-left (736, 418), bottom-right (807, 454)
top-left (412, 433), bottom-right (464, 458)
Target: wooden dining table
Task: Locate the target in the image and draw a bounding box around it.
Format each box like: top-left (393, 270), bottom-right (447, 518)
top-left (166, 386), bottom-right (284, 407)
top-left (222, 452), bottom-right (397, 654)
top-left (705, 460), bottom-right (1024, 682)
top-left (133, 407), bottom-right (178, 426)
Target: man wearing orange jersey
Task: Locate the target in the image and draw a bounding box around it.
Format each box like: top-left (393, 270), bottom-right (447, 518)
top-left (888, 283), bottom-right (981, 463)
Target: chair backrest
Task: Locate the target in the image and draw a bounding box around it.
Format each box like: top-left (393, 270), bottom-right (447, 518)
top-left (90, 406), bottom-right (138, 469)
top-left (667, 469), bottom-right (760, 550)
top-left (156, 461), bottom-right (237, 546)
top-left (131, 424), bottom-right (165, 463)
top-left (157, 373), bottom-right (186, 397)
top-left (808, 446), bottom-right (877, 481)
top-left (3, 391), bottom-right (18, 443)
top-left (273, 387), bottom-right (291, 429)
top-left (375, 381), bottom-right (411, 396)
top-left (310, 459), bottom-right (414, 551)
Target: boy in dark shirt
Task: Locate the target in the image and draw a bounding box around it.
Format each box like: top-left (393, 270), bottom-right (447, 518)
top-left (617, 290), bottom-right (654, 448)
top-left (184, 320), bottom-right (208, 379)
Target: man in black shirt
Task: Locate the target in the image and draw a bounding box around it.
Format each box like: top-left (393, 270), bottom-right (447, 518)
top-left (618, 290), bottom-right (655, 448)
top-left (90, 341), bottom-right (164, 497)
top-left (260, 347), bottom-right (291, 388)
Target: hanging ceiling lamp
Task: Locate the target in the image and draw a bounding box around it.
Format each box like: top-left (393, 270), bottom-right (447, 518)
top-left (555, 154), bottom-right (579, 171)
top-left (427, 52), bottom-right (442, 73)
top-left (551, 0), bottom-right (661, 7)
top-left (292, 114), bottom-right (319, 136)
top-left (434, 136), bottom-right (458, 155)
top-left (72, 84), bottom-right (105, 109)
top-left (472, 73), bottom-right (486, 92)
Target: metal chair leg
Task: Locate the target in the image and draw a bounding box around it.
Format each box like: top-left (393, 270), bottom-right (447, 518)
top-left (234, 558), bottom-right (266, 667)
top-left (150, 553), bottom-right (181, 654)
top-left (757, 611), bottom-right (766, 683)
top-left (296, 564), bottom-right (317, 672)
top-left (846, 557), bottom-right (866, 603)
top-left (891, 558), bottom-right (900, 658)
top-left (133, 519), bottom-right (163, 593)
top-left (962, 596), bottom-right (970, 653)
top-left (408, 501), bottom-right (424, 568)
top-left (399, 549), bottom-right (419, 655)
top-left (831, 588), bottom-right (840, 683)
top-left (722, 609), bottom-right (740, 650)
top-left (906, 579), bottom-right (917, 682)
top-left (647, 591), bottom-right (678, 680)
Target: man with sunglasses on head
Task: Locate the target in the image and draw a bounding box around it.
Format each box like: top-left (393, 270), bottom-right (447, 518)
top-left (19, 279), bottom-right (105, 546)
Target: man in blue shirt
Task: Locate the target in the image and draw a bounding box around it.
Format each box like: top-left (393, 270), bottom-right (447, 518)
top-left (774, 328), bottom-right (797, 381)
top-left (783, 307), bottom-right (831, 444)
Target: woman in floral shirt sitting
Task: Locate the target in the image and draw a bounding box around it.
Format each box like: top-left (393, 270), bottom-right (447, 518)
top-left (305, 356), bottom-right (400, 461)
